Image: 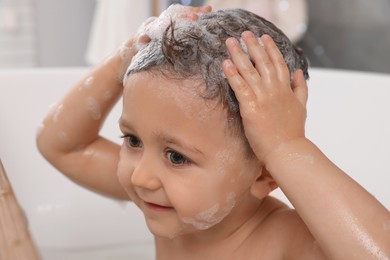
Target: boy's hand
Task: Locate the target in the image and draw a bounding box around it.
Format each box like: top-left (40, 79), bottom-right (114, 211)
top-left (137, 4), bottom-right (211, 45)
top-left (222, 31), bottom-right (308, 164)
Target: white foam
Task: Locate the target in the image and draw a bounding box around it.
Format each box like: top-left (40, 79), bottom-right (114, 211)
top-left (239, 37), bottom-right (264, 55)
top-left (182, 192), bottom-right (237, 230)
top-left (83, 148), bottom-right (95, 158)
top-left (36, 122), bottom-right (45, 138)
top-left (84, 76), bottom-right (94, 88)
top-left (118, 43), bottom-right (133, 63)
top-left (103, 90), bottom-right (113, 101)
top-left (86, 96), bottom-right (102, 120)
top-left (143, 4), bottom-right (189, 41)
top-left (52, 103), bottom-right (64, 124)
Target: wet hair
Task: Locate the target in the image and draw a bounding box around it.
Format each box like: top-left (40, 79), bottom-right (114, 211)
top-left (125, 8), bottom-right (309, 151)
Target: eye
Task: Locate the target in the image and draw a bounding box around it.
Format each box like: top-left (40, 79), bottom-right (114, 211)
top-left (121, 134), bottom-right (142, 148)
top-left (167, 150), bottom-right (190, 166)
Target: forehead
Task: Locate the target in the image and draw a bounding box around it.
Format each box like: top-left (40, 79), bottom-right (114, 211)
top-left (123, 71), bottom-right (233, 141)
top-left (123, 71), bottom-right (217, 116)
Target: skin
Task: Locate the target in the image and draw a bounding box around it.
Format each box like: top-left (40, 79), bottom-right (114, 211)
top-left (36, 5), bottom-right (390, 260)
top-left (222, 31), bottom-right (390, 259)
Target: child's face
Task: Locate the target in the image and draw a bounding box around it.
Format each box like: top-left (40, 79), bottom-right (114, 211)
top-left (118, 72), bottom-right (263, 239)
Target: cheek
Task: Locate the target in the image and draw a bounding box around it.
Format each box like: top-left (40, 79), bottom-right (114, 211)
top-left (165, 173), bottom-right (237, 230)
top-left (117, 148), bottom-right (135, 193)
top-left (179, 190), bottom-right (238, 231)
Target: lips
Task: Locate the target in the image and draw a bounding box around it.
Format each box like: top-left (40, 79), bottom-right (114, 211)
top-left (144, 201), bottom-right (174, 211)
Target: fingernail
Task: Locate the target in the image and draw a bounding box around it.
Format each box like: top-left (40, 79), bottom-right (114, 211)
top-left (227, 37), bottom-right (239, 46)
top-left (223, 59), bottom-right (233, 68)
top-left (261, 34), bottom-right (272, 42)
top-left (200, 5), bottom-right (212, 12)
top-left (241, 31), bottom-right (254, 38)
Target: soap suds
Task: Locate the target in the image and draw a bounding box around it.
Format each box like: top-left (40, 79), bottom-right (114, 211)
top-left (83, 148), bottom-right (95, 158)
top-left (52, 103), bottom-right (64, 123)
top-left (239, 36), bottom-right (263, 55)
top-left (36, 122), bottom-right (45, 138)
top-left (84, 76), bottom-right (94, 88)
top-left (86, 96), bottom-right (102, 120)
top-left (103, 90), bottom-right (113, 101)
top-left (182, 192), bottom-right (237, 230)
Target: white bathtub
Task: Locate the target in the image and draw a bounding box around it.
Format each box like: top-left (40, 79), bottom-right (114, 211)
top-left (1, 67), bottom-right (389, 259)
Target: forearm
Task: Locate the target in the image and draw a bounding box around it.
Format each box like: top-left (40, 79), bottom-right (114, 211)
top-left (36, 44), bottom-right (132, 155)
top-left (265, 138), bottom-right (390, 259)
top-left (36, 40), bottom-right (136, 199)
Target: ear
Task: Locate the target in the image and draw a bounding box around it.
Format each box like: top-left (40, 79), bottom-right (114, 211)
top-left (250, 167), bottom-right (278, 200)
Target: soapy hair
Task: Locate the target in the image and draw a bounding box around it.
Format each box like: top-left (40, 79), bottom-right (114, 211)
top-left (125, 7), bottom-right (309, 145)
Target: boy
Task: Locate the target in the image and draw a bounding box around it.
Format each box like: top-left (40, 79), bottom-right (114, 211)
top-left (37, 5), bottom-right (390, 259)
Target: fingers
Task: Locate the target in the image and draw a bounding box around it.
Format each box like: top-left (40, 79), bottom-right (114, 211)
top-left (260, 34), bottom-right (290, 83)
top-left (241, 32), bottom-right (290, 84)
top-left (241, 32), bottom-right (276, 82)
top-left (226, 31), bottom-right (290, 89)
top-left (292, 69), bottom-right (309, 106)
top-left (225, 37), bottom-right (262, 95)
top-left (223, 31), bottom-right (306, 106)
top-left (222, 59), bottom-right (255, 105)
top-left (193, 5), bottom-right (212, 13)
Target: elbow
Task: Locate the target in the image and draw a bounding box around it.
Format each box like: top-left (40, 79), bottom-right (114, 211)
top-left (36, 124), bottom-right (50, 161)
top-left (35, 122), bottom-right (59, 163)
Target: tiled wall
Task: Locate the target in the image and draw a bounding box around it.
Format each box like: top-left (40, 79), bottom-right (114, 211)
top-left (299, 0), bottom-right (390, 73)
top-left (1, 0), bottom-right (389, 73)
top-left (0, 0), bottom-right (37, 67)
top-left (192, 0), bottom-right (390, 74)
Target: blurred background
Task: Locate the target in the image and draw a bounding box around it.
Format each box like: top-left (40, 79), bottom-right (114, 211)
top-left (0, 0), bottom-right (389, 73)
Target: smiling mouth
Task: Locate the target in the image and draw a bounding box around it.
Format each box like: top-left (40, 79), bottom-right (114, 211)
top-left (144, 201), bottom-right (174, 211)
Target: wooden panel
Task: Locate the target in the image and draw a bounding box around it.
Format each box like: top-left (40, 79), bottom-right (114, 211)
top-left (0, 160), bottom-right (39, 260)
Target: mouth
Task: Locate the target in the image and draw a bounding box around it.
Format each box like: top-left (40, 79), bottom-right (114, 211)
top-left (144, 201), bottom-right (174, 212)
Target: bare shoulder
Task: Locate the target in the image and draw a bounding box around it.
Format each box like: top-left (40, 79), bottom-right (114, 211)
top-left (251, 196), bottom-right (327, 259)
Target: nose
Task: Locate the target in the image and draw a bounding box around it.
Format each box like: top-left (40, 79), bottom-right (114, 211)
top-left (131, 152), bottom-right (161, 191)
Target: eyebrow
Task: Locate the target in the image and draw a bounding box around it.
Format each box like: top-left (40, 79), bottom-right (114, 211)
top-left (118, 117), bottom-right (131, 129)
top-left (154, 131), bottom-right (205, 156)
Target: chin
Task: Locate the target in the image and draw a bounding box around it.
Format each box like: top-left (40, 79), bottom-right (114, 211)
top-left (144, 218), bottom-right (184, 239)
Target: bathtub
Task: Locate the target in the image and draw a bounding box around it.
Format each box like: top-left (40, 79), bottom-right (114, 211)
top-left (0, 67), bottom-right (389, 259)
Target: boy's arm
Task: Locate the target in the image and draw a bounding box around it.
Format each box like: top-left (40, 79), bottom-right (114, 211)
top-left (223, 32), bottom-right (390, 259)
top-left (36, 38), bottom-right (138, 200)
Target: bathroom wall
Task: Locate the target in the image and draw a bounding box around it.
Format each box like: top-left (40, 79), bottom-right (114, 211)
top-left (34, 0), bottom-right (95, 67)
top-left (180, 0), bottom-right (390, 74)
top-left (1, 0), bottom-right (389, 72)
top-left (0, 0), bottom-right (95, 67)
top-left (0, 0), bottom-right (38, 67)
top-left (300, 0), bottom-right (390, 73)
